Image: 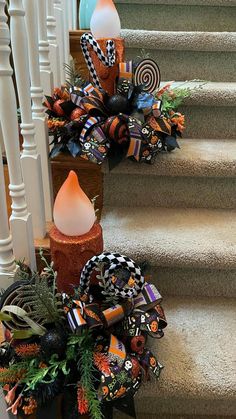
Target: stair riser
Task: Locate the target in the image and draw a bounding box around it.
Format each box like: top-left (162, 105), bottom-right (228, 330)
top-left (180, 106), bottom-right (236, 139)
top-left (117, 4), bottom-right (236, 32)
top-left (104, 175), bottom-right (236, 209)
top-left (135, 398), bottom-right (236, 418)
top-left (126, 48), bottom-right (236, 82)
top-left (115, 415), bottom-right (236, 419)
top-left (148, 266), bottom-right (236, 298)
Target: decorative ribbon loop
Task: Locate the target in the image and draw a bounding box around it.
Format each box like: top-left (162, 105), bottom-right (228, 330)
top-left (79, 116), bottom-right (102, 143)
top-left (134, 283), bottom-right (162, 310)
top-left (80, 252), bottom-right (145, 299)
top-left (126, 117), bottom-right (143, 161)
top-left (119, 61), bottom-right (133, 81)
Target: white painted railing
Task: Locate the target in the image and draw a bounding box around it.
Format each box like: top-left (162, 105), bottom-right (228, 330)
top-left (24, 0), bottom-right (53, 221)
top-left (0, 0), bottom-right (36, 271)
top-left (67, 0), bottom-right (77, 30)
top-left (37, 0), bottom-right (54, 95)
top-left (0, 127), bottom-right (16, 287)
top-left (0, 0), bottom-right (74, 282)
top-left (54, 0), bottom-right (65, 84)
top-left (46, 0), bottom-right (61, 87)
top-left (9, 0), bottom-right (46, 239)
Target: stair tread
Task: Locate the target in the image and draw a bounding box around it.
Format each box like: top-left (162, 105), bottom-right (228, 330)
top-left (122, 29), bottom-right (236, 51)
top-left (135, 296), bottom-right (236, 416)
top-left (172, 81), bottom-right (236, 106)
top-left (102, 207), bottom-right (236, 269)
top-left (103, 138), bottom-right (236, 177)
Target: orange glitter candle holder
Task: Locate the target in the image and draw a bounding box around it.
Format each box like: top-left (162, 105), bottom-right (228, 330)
top-left (50, 223), bottom-right (103, 295)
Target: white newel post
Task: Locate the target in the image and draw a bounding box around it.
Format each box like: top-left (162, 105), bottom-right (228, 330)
top-left (54, 0), bottom-right (65, 84)
top-left (0, 0), bottom-right (36, 270)
top-left (23, 0), bottom-right (53, 222)
top-left (46, 0), bottom-right (61, 87)
top-left (37, 0), bottom-right (54, 95)
top-left (9, 0), bottom-right (46, 239)
top-left (0, 127), bottom-right (16, 288)
top-left (62, 0), bottom-right (70, 66)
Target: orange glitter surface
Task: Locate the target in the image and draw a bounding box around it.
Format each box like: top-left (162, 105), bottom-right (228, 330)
top-left (50, 223), bottom-right (103, 295)
top-left (88, 38), bottom-right (124, 96)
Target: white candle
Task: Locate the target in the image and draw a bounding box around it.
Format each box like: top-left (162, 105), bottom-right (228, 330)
top-left (53, 171), bottom-right (96, 236)
top-left (90, 0), bottom-right (121, 39)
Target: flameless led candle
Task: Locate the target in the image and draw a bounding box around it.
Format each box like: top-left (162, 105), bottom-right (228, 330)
top-left (90, 0), bottom-right (121, 39)
top-left (53, 171), bottom-right (96, 236)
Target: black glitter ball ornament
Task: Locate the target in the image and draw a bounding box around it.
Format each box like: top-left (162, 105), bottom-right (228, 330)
top-left (107, 94), bottom-right (129, 115)
top-left (40, 329), bottom-right (67, 359)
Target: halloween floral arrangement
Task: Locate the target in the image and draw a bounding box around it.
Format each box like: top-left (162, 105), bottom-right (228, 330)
top-left (45, 59), bottom-right (187, 169)
top-left (0, 251), bottom-right (167, 418)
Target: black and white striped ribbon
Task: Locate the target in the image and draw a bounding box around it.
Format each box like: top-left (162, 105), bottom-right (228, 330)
top-left (80, 33), bottom-right (116, 89)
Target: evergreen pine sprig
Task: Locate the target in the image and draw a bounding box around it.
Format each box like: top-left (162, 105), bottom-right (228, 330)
top-left (16, 275), bottom-right (64, 326)
top-left (64, 61), bottom-right (85, 89)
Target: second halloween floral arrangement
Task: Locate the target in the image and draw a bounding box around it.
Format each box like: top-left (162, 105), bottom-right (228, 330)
top-left (45, 58), bottom-right (189, 169)
top-left (0, 252), bottom-right (167, 418)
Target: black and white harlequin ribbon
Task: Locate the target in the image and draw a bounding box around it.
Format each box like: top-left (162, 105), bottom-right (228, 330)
top-left (80, 252), bottom-right (145, 299)
top-left (80, 33), bottom-right (116, 89)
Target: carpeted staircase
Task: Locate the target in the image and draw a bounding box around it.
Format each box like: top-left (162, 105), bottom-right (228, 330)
top-left (102, 1), bottom-right (236, 417)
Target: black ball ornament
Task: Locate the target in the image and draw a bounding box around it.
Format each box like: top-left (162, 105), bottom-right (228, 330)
top-left (107, 94), bottom-right (129, 115)
top-left (40, 329), bottom-right (67, 359)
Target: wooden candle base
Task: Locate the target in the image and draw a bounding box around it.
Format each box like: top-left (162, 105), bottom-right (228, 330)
top-left (50, 223), bottom-right (103, 295)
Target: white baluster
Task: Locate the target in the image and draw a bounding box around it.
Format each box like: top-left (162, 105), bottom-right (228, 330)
top-left (46, 0), bottom-right (61, 87)
top-left (72, 0), bottom-right (77, 30)
top-left (54, 0), bottom-right (65, 84)
top-left (0, 0), bottom-right (36, 269)
top-left (9, 0), bottom-right (46, 239)
top-left (62, 0), bottom-right (70, 66)
top-left (37, 0), bottom-right (54, 95)
top-left (23, 0), bottom-right (53, 222)
top-left (67, 0), bottom-right (73, 30)
top-left (0, 126), bottom-right (16, 287)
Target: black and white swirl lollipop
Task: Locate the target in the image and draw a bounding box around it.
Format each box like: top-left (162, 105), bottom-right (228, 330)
top-left (134, 59), bottom-right (161, 94)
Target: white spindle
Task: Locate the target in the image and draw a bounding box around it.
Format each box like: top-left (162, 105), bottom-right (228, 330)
top-left (46, 0), bottom-right (61, 87)
top-left (62, 0), bottom-right (70, 66)
top-left (23, 0), bottom-right (53, 222)
top-left (54, 0), bottom-right (65, 84)
top-left (67, 0), bottom-right (73, 30)
top-left (9, 0), bottom-right (46, 239)
top-left (37, 0), bottom-right (54, 95)
top-left (72, 0), bottom-right (77, 30)
top-left (0, 126), bottom-right (16, 287)
top-left (0, 0), bottom-right (36, 269)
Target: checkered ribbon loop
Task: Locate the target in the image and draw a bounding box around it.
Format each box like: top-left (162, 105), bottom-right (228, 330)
top-left (80, 252), bottom-right (145, 299)
top-left (80, 33), bottom-right (116, 89)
